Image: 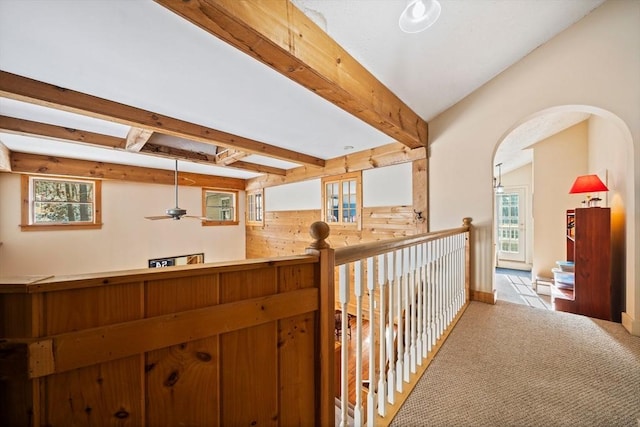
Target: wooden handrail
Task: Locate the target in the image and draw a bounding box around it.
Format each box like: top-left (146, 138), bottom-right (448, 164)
top-left (334, 223), bottom-right (470, 266)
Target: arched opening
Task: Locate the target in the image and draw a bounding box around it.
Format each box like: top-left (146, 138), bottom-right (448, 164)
top-left (491, 105), bottom-right (633, 316)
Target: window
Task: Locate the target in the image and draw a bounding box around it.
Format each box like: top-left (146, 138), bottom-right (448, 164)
top-left (321, 172), bottom-right (361, 228)
top-left (21, 175), bottom-right (102, 231)
top-left (202, 189), bottom-right (238, 226)
top-left (246, 190), bottom-right (263, 225)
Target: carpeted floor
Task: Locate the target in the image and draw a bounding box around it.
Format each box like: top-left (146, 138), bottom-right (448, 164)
top-left (391, 301), bottom-right (640, 427)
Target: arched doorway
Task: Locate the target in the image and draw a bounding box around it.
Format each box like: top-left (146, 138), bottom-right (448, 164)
top-left (491, 105), bottom-right (633, 313)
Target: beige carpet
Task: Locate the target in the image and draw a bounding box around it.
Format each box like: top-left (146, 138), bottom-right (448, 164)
top-left (391, 301), bottom-right (640, 427)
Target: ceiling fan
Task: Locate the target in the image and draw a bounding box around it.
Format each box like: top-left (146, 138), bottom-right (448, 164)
top-left (145, 159), bottom-right (207, 221)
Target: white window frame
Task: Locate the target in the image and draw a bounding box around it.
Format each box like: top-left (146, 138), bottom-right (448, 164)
top-left (321, 171), bottom-right (362, 229)
top-left (246, 190), bottom-right (264, 226)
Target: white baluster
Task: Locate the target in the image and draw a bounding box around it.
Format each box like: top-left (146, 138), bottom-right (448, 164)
top-left (416, 243), bottom-right (423, 365)
top-left (427, 240), bottom-right (435, 351)
top-left (366, 256), bottom-right (376, 427)
top-left (409, 245), bottom-right (417, 374)
top-left (338, 264), bottom-right (350, 427)
top-left (402, 247), bottom-right (410, 383)
top-left (387, 251), bottom-right (397, 402)
top-left (354, 260), bottom-right (364, 426)
top-left (377, 254), bottom-right (387, 417)
top-left (394, 250), bottom-right (404, 393)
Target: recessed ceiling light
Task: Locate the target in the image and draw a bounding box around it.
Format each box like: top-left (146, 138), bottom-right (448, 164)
top-left (399, 0), bottom-right (441, 34)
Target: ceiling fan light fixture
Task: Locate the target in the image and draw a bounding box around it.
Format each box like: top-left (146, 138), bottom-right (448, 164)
top-left (399, 0), bottom-right (441, 34)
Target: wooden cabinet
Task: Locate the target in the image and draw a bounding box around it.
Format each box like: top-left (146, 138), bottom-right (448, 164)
top-left (553, 208), bottom-right (618, 321)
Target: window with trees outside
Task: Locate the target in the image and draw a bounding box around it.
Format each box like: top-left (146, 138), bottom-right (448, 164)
top-left (21, 175), bottom-right (102, 231)
top-left (321, 171), bottom-right (361, 228)
top-left (246, 190), bottom-right (263, 225)
top-left (202, 189), bottom-right (238, 226)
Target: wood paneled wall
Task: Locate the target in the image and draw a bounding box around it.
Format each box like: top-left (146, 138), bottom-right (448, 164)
top-left (247, 206), bottom-right (421, 259)
top-left (0, 257), bottom-right (328, 426)
top-left (247, 159), bottom-right (427, 259)
top-left (246, 159), bottom-right (427, 317)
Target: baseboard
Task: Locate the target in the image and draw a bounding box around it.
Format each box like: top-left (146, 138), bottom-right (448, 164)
top-left (471, 289), bottom-right (497, 305)
top-left (621, 312), bottom-right (640, 336)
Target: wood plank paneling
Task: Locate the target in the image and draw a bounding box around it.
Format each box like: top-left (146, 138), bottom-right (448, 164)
top-left (44, 356), bottom-right (143, 426)
top-left (145, 275), bottom-right (219, 427)
top-left (277, 264), bottom-right (317, 425)
top-left (42, 282), bottom-right (143, 426)
top-left (247, 206), bottom-right (418, 259)
top-left (220, 267), bottom-right (278, 426)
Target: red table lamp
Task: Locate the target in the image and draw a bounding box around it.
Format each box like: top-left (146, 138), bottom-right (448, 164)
top-left (569, 174), bottom-right (608, 207)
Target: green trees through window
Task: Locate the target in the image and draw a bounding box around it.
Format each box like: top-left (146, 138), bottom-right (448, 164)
top-left (33, 178), bottom-right (94, 224)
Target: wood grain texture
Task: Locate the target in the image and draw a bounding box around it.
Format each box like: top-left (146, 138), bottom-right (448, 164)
top-left (41, 281), bottom-right (143, 425)
top-left (247, 143), bottom-right (426, 191)
top-left (1, 258), bottom-right (325, 426)
top-left (0, 70), bottom-right (325, 167)
top-left (145, 275), bottom-right (220, 427)
top-left (154, 0), bottom-right (428, 149)
top-left (12, 151), bottom-right (245, 190)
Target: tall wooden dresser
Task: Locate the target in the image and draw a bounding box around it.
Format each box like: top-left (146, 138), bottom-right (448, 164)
top-left (553, 207), bottom-right (619, 321)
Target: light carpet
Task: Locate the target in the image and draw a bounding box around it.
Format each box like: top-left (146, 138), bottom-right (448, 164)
top-left (391, 301), bottom-right (640, 427)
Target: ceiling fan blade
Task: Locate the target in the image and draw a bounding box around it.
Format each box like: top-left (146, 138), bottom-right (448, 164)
top-left (183, 215), bottom-right (209, 220)
top-left (144, 215), bottom-right (173, 220)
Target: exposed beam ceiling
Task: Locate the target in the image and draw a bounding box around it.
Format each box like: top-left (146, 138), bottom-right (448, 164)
top-left (0, 71), bottom-right (325, 168)
top-left (0, 115), bottom-right (288, 176)
top-left (10, 152), bottom-right (246, 190)
top-left (155, 0), bottom-right (428, 149)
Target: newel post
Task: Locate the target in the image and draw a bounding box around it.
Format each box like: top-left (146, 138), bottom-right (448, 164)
top-left (306, 221), bottom-right (335, 427)
top-left (462, 217), bottom-right (473, 303)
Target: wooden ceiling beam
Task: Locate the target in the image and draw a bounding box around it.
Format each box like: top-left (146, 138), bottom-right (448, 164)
top-left (246, 142), bottom-right (426, 191)
top-left (0, 115), bottom-right (286, 175)
top-left (125, 127), bottom-right (154, 152)
top-left (0, 139), bottom-right (10, 172)
top-left (10, 151), bottom-right (246, 190)
top-left (0, 115), bottom-right (126, 149)
top-left (154, 0), bottom-right (428, 149)
top-left (222, 160), bottom-right (286, 176)
top-left (0, 71), bottom-right (325, 168)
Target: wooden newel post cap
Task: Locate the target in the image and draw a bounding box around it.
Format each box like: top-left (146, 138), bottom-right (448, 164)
top-left (308, 221), bottom-right (330, 249)
top-left (462, 217), bottom-right (472, 227)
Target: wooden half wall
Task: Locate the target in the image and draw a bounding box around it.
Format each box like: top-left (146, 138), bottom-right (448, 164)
top-left (0, 255), bottom-right (334, 426)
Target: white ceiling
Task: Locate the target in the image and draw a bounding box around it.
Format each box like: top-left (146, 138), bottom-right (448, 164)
top-left (0, 0), bottom-right (606, 178)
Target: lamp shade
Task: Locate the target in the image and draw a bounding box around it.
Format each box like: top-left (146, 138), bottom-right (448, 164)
top-left (569, 174), bottom-right (608, 194)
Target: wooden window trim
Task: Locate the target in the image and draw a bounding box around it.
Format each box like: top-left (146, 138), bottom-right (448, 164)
top-left (201, 188), bottom-right (239, 226)
top-left (20, 175), bottom-right (103, 231)
top-left (246, 190), bottom-right (264, 226)
top-left (321, 171), bottom-right (362, 230)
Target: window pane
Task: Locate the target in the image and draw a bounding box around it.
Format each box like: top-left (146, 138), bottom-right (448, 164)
top-left (255, 193), bottom-right (263, 221)
top-left (326, 182), bottom-right (339, 222)
top-left (32, 179), bottom-right (94, 224)
top-left (342, 180), bottom-right (356, 223)
top-left (205, 191), bottom-right (236, 221)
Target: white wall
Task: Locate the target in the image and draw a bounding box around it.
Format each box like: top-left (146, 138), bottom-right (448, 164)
top-left (531, 122), bottom-right (588, 281)
top-left (363, 163), bottom-right (412, 207)
top-left (266, 179), bottom-right (321, 211)
top-left (0, 174), bottom-right (246, 276)
top-left (265, 163), bottom-right (413, 212)
top-left (429, 0), bottom-right (639, 334)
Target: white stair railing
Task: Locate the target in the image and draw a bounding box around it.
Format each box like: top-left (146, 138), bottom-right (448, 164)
top-left (332, 219), bottom-right (471, 427)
